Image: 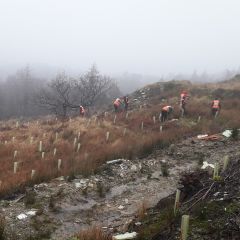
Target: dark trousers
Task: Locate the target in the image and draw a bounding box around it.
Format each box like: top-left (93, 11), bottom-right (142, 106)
top-left (212, 108), bottom-right (219, 117)
top-left (124, 103), bottom-right (128, 111)
top-left (161, 110), bottom-right (168, 122)
top-left (114, 104), bottom-right (118, 113)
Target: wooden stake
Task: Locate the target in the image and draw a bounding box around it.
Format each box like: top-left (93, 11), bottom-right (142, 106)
top-left (39, 141), bottom-right (42, 152)
top-left (77, 131), bottom-right (81, 140)
top-left (158, 113), bottom-right (162, 122)
top-left (123, 128), bottom-right (127, 136)
top-left (53, 148), bottom-right (57, 156)
top-left (223, 155), bottom-right (229, 171)
top-left (198, 116), bottom-right (201, 123)
top-left (41, 152), bottom-right (45, 159)
top-left (126, 112), bottom-right (129, 119)
top-left (153, 116), bottom-right (156, 124)
top-left (13, 150), bottom-right (18, 159)
top-left (58, 159), bottom-right (62, 171)
top-left (160, 125), bottom-right (163, 132)
top-left (213, 162), bottom-right (219, 179)
top-left (55, 132), bottom-right (58, 141)
top-left (113, 115), bottom-right (117, 124)
top-left (73, 137), bottom-right (77, 148)
top-left (12, 136), bottom-right (15, 142)
top-left (16, 121), bottom-right (19, 128)
top-left (14, 162), bottom-right (19, 174)
top-left (174, 189), bottom-right (181, 215)
top-left (31, 170), bottom-right (36, 179)
top-left (77, 143), bottom-right (81, 152)
top-left (106, 131), bottom-right (110, 142)
top-left (141, 122), bottom-right (144, 131)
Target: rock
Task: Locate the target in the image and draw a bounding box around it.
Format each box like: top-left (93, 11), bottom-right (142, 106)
top-left (107, 159), bottom-right (124, 165)
top-left (54, 176), bottom-right (65, 181)
top-left (75, 183), bottom-right (82, 188)
top-left (222, 130), bottom-right (232, 138)
top-left (201, 161), bottom-right (214, 169)
top-left (130, 165), bottom-right (138, 172)
top-left (118, 205), bottom-right (125, 210)
top-left (17, 214), bottom-right (27, 220)
top-left (113, 232), bottom-right (137, 240)
top-left (26, 210), bottom-right (37, 216)
top-left (135, 222), bottom-right (142, 226)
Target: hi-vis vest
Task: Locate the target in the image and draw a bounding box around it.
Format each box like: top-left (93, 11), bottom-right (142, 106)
top-left (114, 98), bottom-right (121, 106)
top-left (80, 106), bottom-right (85, 113)
top-left (162, 106), bottom-right (171, 112)
top-left (212, 100), bottom-right (220, 109)
top-left (181, 93), bottom-right (187, 101)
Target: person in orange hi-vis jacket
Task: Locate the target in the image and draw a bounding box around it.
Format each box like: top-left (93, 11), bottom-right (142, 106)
top-left (211, 98), bottom-right (221, 118)
top-left (79, 105), bottom-right (85, 117)
top-left (113, 98), bottom-right (122, 113)
top-left (160, 105), bottom-right (173, 122)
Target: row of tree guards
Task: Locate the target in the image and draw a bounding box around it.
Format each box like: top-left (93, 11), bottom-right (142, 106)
top-left (0, 115), bottom-right (228, 238)
top-left (1, 109), bottom-right (203, 185)
top-left (1, 112), bottom-right (172, 191)
top-left (6, 114), bottom-right (166, 176)
top-left (174, 155), bottom-right (230, 240)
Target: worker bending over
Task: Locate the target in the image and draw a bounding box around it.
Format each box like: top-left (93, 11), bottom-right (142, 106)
top-left (79, 105), bottom-right (85, 117)
top-left (211, 98), bottom-right (221, 118)
top-left (113, 98), bottom-right (122, 113)
top-left (160, 105), bottom-right (173, 122)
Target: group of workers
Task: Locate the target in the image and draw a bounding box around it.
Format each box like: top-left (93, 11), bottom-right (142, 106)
top-left (78, 91), bottom-right (221, 122)
top-left (160, 91), bottom-right (221, 122)
top-left (113, 96), bottom-right (129, 112)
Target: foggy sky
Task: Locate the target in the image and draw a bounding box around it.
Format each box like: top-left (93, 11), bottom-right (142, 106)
top-left (1, 0), bottom-right (240, 76)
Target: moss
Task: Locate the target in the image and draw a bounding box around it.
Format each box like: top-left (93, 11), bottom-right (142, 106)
top-left (137, 207), bottom-right (176, 239)
top-left (189, 201), bottom-right (240, 238)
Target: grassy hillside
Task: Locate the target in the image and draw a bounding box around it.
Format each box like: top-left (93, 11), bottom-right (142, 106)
top-left (0, 78), bottom-right (240, 200)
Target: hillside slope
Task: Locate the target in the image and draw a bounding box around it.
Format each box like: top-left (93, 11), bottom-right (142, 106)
top-left (0, 77), bottom-right (240, 239)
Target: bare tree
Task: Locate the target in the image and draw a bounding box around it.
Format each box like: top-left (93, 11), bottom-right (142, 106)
top-left (76, 65), bottom-right (112, 107)
top-left (37, 72), bottom-right (76, 117)
top-left (36, 66), bottom-right (114, 117)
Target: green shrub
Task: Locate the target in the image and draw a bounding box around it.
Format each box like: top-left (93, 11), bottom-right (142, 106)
top-left (231, 128), bottom-right (239, 141)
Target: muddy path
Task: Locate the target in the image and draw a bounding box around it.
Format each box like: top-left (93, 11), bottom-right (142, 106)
top-left (1, 135), bottom-right (235, 239)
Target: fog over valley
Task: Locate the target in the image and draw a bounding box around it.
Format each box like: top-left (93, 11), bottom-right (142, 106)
top-left (1, 0), bottom-right (240, 93)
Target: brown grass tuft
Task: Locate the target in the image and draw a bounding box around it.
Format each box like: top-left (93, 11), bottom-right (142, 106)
top-left (75, 226), bottom-right (112, 240)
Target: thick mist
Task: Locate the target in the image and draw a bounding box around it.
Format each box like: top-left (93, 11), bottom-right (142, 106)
top-left (1, 0), bottom-right (240, 79)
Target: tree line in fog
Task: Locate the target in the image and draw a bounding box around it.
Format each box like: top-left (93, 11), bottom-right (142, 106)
top-left (0, 65), bottom-right (120, 120)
